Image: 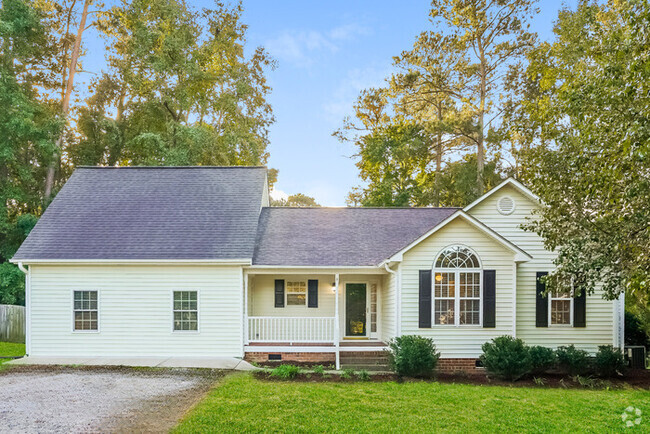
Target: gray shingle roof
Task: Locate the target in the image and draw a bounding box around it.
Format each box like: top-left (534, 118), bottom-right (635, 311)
top-left (13, 167), bottom-right (268, 260)
top-left (252, 207), bottom-right (459, 266)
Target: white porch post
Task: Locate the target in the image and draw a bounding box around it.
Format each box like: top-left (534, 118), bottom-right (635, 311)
top-left (334, 273), bottom-right (340, 370)
top-left (243, 271), bottom-right (249, 346)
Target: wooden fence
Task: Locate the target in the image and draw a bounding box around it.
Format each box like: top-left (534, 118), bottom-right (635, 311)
top-left (0, 304), bottom-right (25, 343)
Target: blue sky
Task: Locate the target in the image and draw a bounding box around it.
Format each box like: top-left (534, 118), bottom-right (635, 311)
top-left (80, 0), bottom-right (576, 205)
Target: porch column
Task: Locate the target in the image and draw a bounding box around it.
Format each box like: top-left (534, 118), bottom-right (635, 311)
top-left (243, 271), bottom-right (249, 346)
top-left (334, 273), bottom-right (340, 370)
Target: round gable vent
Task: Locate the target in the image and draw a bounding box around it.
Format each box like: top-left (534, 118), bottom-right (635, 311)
top-left (497, 196), bottom-right (516, 215)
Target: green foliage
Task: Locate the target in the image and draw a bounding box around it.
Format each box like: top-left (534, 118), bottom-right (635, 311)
top-left (387, 335), bottom-right (440, 378)
top-left (0, 0), bottom-right (61, 305)
top-left (271, 193), bottom-right (320, 207)
top-left (72, 0), bottom-right (275, 168)
top-left (507, 1), bottom-right (650, 300)
top-left (480, 335), bottom-right (531, 381)
top-left (594, 345), bottom-right (626, 378)
top-left (556, 345), bottom-right (590, 376)
top-left (269, 364), bottom-right (301, 380)
top-left (340, 368), bottom-right (355, 380)
top-left (338, 0), bottom-right (537, 204)
top-left (356, 369), bottom-right (371, 382)
top-left (625, 311), bottom-right (650, 349)
top-left (528, 345), bottom-right (556, 375)
top-left (312, 365), bottom-right (325, 376)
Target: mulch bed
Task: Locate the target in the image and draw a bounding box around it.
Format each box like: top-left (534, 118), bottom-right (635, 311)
top-left (254, 368), bottom-right (650, 389)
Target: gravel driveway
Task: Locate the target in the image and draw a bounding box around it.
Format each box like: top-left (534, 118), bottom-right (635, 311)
top-left (0, 366), bottom-right (222, 433)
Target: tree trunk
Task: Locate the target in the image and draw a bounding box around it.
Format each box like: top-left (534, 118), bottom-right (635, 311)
top-left (476, 39), bottom-right (487, 196)
top-left (44, 0), bottom-right (92, 204)
top-left (434, 103), bottom-right (443, 207)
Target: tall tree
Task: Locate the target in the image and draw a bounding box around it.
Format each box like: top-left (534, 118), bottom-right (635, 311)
top-left (425, 0), bottom-right (537, 194)
top-left (70, 0), bottom-right (275, 167)
top-left (0, 0), bottom-right (61, 304)
top-left (43, 0), bottom-right (93, 203)
top-left (513, 0), bottom-right (650, 300)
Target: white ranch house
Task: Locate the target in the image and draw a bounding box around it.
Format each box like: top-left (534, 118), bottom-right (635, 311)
top-left (12, 167), bottom-right (624, 371)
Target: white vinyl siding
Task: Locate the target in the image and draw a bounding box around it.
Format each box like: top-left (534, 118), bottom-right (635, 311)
top-left (29, 265), bottom-right (243, 357)
top-left (467, 184), bottom-right (616, 352)
top-left (250, 275), bottom-right (336, 317)
top-left (400, 218), bottom-right (515, 358)
top-left (381, 272), bottom-right (397, 341)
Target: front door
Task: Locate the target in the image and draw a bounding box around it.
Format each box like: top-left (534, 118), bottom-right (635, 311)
top-left (345, 283), bottom-right (367, 337)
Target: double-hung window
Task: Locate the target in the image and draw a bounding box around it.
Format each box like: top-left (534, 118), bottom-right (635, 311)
top-left (433, 245), bottom-right (482, 326)
top-left (550, 289), bottom-right (572, 326)
top-left (173, 291), bottom-right (198, 331)
top-left (286, 281), bottom-right (307, 306)
top-left (73, 290), bottom-right (98, 331)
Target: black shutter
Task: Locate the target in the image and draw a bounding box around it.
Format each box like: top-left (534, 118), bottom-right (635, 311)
top-left (308, 279), bottom-right (318, 308)
top-left (574, 287), bottom-right (586, 327)
top-left (483, 270), bottom-right (496, 328)
top-left (274, 279), bottom-right (284, 308)
top-left (419, 270), bottom-right (432, 328)
top-left (536, 272), bottom-right (548, 327)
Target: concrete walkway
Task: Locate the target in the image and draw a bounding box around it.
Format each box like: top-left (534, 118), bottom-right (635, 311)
top-left (7, 356), bottom-right (256, 370)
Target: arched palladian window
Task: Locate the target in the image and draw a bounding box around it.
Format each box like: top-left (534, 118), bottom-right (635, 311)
top-left (433, 245), bottom-right (482, 326)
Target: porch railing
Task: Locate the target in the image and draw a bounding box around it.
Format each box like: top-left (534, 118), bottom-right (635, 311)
top-left (247, 316), bottom-right (336, 343)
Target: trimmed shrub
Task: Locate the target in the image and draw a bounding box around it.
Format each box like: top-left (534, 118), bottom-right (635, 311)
top-left (480, 335), bottom-right (531, 381)
top-left (387, 335), bottom-right (440, 378)
top-left (556, 345), bottom-right (591, 375)
top-left (528, 345), bottom-right (556, 375)
top-left (270, 364), bottom-right (301, 380)
top-left (594, 345), bottom-right (626, 377)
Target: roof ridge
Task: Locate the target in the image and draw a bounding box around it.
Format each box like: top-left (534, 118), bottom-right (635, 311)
top-left (77, 166), bottom-right (268, 169)
top-left (263, 206), bottom-right (460, 210)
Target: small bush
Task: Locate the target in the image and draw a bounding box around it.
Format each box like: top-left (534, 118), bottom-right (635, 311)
top-left (528, 345), bottom-right (556, 375)
top-left (572, 375), bottom-right (596, 388)
top-left (480, 335), bottom-right (531, 381)
top-left (356, 369), bottom-right (371, 381)
top-left (341, 368), bottom-right (355, 379)
top-left (269, 364), bottom-right (301, 380)
top-left (594, 345), bottom-right (626, 377)
top-left (556, 345), bottom-right (591, 375)
top-left (312, 365), bottom-right (325, 376)
top-left (387, 335), bottom-right (440, 378)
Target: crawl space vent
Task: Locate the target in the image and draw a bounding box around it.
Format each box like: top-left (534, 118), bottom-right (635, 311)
top-left (497, 196), bottom-right (515, 215)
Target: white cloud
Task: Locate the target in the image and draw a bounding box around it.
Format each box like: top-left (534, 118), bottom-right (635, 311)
top-left (265, 23), bottom-right (370, 68)
top-left (269, 188), bottom-right (289, 202)
top-left (322, 66), bottom-right (392, 124)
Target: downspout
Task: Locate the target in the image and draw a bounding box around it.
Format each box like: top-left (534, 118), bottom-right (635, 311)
top-left (17, 262), bottom-right (30, 356)
top-left (384, 262), bottom-right (401, 338)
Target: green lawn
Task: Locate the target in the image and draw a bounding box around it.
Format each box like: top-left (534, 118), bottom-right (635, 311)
top-left (0, 342), bottom-right (25, 365)
top-left (175, 374), bottom-right (650, 433)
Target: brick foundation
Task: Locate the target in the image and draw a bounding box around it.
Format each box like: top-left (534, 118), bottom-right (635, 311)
top-left (437, 358), bottom-right (481, 374)
top-left (245, 351), bottom-right (335, 364)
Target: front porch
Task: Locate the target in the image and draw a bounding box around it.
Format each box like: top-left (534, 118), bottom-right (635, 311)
top-left (243, 270), bottom-right (389, 368)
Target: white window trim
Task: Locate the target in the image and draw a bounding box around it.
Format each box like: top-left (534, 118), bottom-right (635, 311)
top-left (285, 280), bottom-right (308, 307)
top-left (432, 244), bottom-right (483, 327)
top-left (172, 289), bottom-right (200, 333)
top-left (548, 290), bottom-right (574, 327)
top-left (71, 289), bottom-right (100, 334)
